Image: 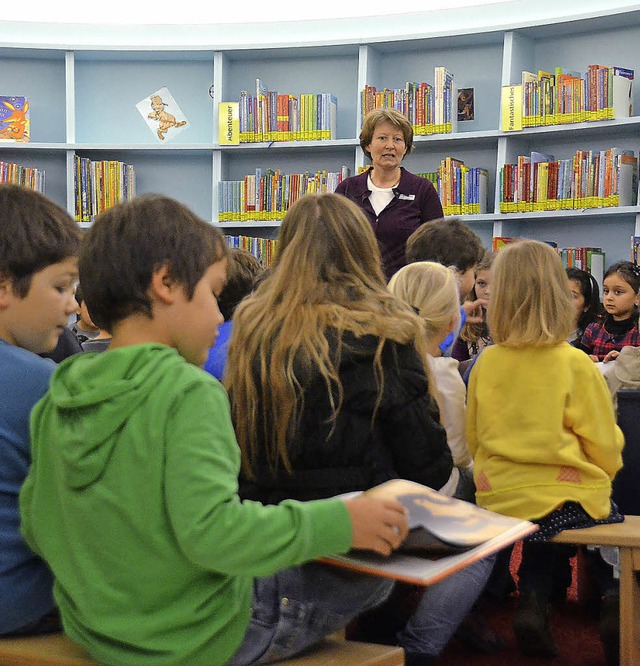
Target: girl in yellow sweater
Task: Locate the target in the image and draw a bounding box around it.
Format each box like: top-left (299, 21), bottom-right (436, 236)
top-left (466, 240), bottom-right (624, 661)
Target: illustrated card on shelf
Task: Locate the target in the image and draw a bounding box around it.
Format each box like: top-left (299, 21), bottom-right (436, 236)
top-left (136, 87), bottom-right (188, 142)
top-left (0, 96), bottom-right (30, 142)
top-left (457, 88), bottom-right (475, 121)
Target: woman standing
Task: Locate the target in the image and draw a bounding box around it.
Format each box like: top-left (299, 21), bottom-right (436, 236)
top-left (335, 108), bottom-right (443, 280)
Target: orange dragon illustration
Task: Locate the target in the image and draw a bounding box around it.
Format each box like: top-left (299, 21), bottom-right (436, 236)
top-left (0, 99), bottom-right (29, 141)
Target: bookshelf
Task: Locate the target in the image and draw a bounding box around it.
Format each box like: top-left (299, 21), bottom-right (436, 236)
top-left (1, 6), bottom-right (640, 263)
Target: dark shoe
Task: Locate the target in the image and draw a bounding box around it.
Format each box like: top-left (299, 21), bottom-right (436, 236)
top-left (404, 652), bottom-right (435, 666)
top-left (599, 592), bottom-right (620, 666)
top-left (513, 591), bottom-right (558, 659)
top-left (455, 611), bottom-right (505, 653)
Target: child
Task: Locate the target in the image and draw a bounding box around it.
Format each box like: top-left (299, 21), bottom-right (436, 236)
top-left (19, 193), bottom-right (409, 666)
top-left (452, 250), bottom-right (495, 363)
top-left (388, 261), bottom-right (475, 502)
top-left (579, 260), bottom-right (640, 362)
top-left (566, 267), bottom-right (603, 347)
top-left (226, 194), bottom-right (493, 665)
top-left (405, 217), bottom-right (487, 354)
top-left (0, 183), bottom-right (81, 636)
top-left (67, 284), bottom-right (100, 345)
top-left (466, 239), bottom-right (624, 659)
top-left (203, 248), bottom-right (264, 380)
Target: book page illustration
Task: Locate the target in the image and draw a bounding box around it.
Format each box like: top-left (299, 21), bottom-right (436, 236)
top-left (136, 87), bottom-right (188, 142)
top-left (321, 479), bottom-right (537, 586)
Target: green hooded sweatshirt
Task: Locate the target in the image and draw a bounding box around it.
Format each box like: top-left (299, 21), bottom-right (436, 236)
top-left (20, 344), bottom-right (352, 666)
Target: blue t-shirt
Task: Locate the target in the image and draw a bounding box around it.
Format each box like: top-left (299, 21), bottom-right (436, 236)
top-left (439, 306), bottom-right (467, 355)
top-left (0, 339), bottom-right (56, 633)
top-left (203, 321), bottom-right (233, 381)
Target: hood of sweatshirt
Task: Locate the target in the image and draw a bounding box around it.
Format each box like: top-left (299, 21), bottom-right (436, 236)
top-left (44, 344), bottom-right (185, 490)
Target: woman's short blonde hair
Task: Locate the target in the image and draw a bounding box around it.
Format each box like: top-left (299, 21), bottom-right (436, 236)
top-left (488, 240), bottom-right (574, 347)
top-left (359, 108), bottom-right (414, 159)
top-left (388, 261), bottom-right (460, 341)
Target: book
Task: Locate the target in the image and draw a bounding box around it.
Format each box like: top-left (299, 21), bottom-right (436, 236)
top-left (0, 96), bottom-right (30, 142)
top-left (319, 479), bottom-right (537, 586)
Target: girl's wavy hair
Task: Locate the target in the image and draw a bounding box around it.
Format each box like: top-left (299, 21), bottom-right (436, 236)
top-left (225, 193), bottom-right (429, 478)
top-left (388, 261), bottom-right (461, 411)
top-left (489, 240), bottom-right (574, 347)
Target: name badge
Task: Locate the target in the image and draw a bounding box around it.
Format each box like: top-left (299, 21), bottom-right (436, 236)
top-left (398, 194), bottom-right (415, 200)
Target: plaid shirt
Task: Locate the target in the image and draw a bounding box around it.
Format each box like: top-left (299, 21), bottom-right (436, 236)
top-left (580, 315), bottom-right (640, 360)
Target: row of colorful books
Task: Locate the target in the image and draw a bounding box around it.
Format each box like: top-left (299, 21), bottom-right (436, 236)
top-left (499, 148), bottom-right (637, 213)
top-left (417, 158), bottom-right (488, 215)
top-left (224, 235), bottom-right (278, 267)
top-left (508, 65), bottom-right (633, 129)
top-left (74, 156), bottom-right (136, 224)
top-left (361, 67), bottom-right (457, 135)
top-left (494, 237), bottom-right (605, 287)
top-left (0, 160), bottom-right (44, 192)
top-left (631, 236), bottom-right (640, 264)
top-left (218, 167), bottom-right (350, 221)
top-left (237, 80), bottom-right (337, 143)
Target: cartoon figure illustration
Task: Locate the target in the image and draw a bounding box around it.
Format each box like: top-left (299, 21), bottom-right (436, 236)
top-left (147, 95), bottom-right (186, 140)
top-left (0, 99), bottom-right (29, 141)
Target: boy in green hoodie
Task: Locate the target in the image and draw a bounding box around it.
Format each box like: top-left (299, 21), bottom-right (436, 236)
top-left (19, 194), bottom-right (408, 666)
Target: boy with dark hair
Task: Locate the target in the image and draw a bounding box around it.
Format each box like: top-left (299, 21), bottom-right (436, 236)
top-left (19, 193), bottom-right (408, 666)
top-left (204, 248), bottom-right (264, 380)
top-left (0, 184), bottom-right (81, 636)
top-left (406, 217), bottom-right (487, 354)
top-left (67, 284), bottom-right (100, 345)
top-left (406, 216), bottom-right (485, 299)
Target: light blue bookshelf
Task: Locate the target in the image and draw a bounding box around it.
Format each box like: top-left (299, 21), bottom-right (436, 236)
top-left (1, 6), bottom-right (639, 261)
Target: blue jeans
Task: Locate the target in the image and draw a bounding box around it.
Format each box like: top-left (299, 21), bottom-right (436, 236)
top-left (227, 562), bottom-right (394, 665)
top-left (397, 555), bottom-right (495, 656)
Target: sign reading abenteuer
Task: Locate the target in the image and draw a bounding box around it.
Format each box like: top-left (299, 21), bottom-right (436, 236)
top-left (218, 102), bottom-right (239, 145)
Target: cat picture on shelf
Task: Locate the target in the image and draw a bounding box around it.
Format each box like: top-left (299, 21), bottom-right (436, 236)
top-left (136, 87), bottom-right (188, 142)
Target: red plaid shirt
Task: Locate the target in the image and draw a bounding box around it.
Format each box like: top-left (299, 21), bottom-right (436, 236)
top-left (580, 315), bottom-right (640, 360)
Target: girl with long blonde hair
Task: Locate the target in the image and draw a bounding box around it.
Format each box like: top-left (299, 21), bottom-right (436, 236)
top-left (388, 261), bottom-right (474, 502)
top-left (226, 193), bottom-right (493, 665)
top-left (467, 240), bottom-right (624, 660)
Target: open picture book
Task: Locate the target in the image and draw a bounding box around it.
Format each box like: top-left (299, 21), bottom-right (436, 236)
top-left (319, 479), bottom-right (538, 586)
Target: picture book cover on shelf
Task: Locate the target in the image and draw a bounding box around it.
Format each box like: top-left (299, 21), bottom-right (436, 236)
top-left (457, 88), bottom-right (474, 121)
top-left (319, 479), bottom-right (537, 586)
top-left (0, 96), bottom-right (29, 142)
top-left (136, 87), bottom-right (188, 142)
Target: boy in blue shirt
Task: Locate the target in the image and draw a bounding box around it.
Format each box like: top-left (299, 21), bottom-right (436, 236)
top-left (0, 184), bottom-right (81, 635)
top-left (19, 193), bottom-right (408, 665)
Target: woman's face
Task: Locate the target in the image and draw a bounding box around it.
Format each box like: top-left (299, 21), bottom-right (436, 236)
top-left (569, 279), bottom-right (586, 317)
top-left (366, 121), bottom-right (407, 171)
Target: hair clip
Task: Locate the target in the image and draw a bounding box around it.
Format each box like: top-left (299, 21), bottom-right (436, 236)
top-left (630, 263), bottom-right (640, 278)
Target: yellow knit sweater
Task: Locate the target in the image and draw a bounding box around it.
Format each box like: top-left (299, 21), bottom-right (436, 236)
top-left (466, 342), bottom-right (624, 521)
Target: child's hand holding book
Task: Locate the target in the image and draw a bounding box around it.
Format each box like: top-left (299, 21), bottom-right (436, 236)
top-left (343, 496), bottom-right (409, 556)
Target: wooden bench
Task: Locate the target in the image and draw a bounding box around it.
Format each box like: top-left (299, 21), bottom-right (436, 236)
top-left (0, 631), bottom-right (404, 665)
top-left (552, 514), bottom-right (640, 666)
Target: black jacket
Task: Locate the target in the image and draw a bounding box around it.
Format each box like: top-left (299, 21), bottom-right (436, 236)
top-left (239, 332), bottom-right (453, 504)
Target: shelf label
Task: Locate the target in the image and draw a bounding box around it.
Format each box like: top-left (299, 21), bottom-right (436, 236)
top-left (501, 85), bottom-right (522, 132)
top-left (219, 102), bottom-right (239, 145)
